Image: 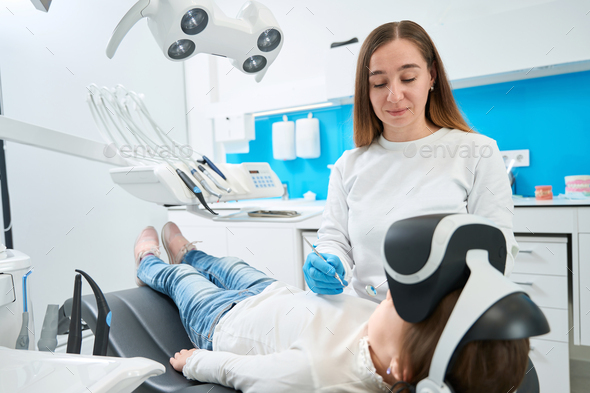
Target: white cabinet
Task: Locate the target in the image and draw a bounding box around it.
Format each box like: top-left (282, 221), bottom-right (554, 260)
top-left (175, 226), bottom-right (228, 261)
top-left (512, 237), bottom-right (569, 276)
top-left (186, 1), bottom-right (590, 125)
top-left (300, 231), bottom-right (319, 291)
top-left (226, 227), bottom-right (299, 286)
top-left (579, 234), bottom-right (590, 346)
top-left (325, 39), bottom-right (362, 101)
top-left (169, 209), bottom-right (305, 288)
top-left (579, 210), bottom-right (590, 233)
top-left (529, 339), bottom-right (570, 393)
top-left (512, 236), bottom-right (571, 393)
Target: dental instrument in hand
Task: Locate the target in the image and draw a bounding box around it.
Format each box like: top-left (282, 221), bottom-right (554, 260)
top-left (303, 237), bottom-right (345, 286)
top-left (365, 279), bottom-right (388, 297)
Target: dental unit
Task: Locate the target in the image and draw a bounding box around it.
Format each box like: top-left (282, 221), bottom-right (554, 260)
top-left (86, 84), bottom-right (284, 216)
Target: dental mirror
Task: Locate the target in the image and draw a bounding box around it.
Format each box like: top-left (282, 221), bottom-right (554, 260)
top-left (365, 279), bottom-right (387, 297)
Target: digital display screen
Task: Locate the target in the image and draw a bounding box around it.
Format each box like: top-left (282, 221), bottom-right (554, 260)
top-left (249, 170), bottom-right (260, 174)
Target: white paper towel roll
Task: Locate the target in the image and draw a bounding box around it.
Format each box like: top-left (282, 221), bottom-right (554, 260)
top-left (296, 113), bottom-right (320, 159)
top-left (272, 115), bottom-right (296, 160)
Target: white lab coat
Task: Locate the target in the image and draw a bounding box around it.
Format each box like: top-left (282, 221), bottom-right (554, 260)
top-left (315, 128), bottom-right (519, 301)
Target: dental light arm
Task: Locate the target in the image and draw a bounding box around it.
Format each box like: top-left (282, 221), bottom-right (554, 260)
top-left (382, 213), bottom-right (550, 393)
top-left (106, 0), bottom-right (283, 82)
top-left (105, 0), bottom-right (151, 59)
top-left (30, 0), bottom-right (52, 12)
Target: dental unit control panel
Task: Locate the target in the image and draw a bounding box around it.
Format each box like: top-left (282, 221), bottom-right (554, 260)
top-left (110, 162), bottom-right (283, 208)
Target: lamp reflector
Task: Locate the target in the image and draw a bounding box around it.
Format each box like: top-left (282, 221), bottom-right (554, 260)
top-left (257, 28), bottom-right (281, 52)
top-left (181, 8), bottom-right (208, 35)
top-left (243, 55), bottom-right (267, 73)
top-left (168, 40), bottom-right (196, 59)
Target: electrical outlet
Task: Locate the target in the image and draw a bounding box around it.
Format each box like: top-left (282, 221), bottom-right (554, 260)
top-left (500, 149), bottom-right (530, 168)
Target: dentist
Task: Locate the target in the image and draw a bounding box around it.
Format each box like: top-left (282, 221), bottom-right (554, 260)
top-left (303, 20), bottom-right (518, 301)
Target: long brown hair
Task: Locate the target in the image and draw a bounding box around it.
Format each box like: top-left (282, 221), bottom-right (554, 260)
top-left (397, 290), bottom-right (530, 393)
top-left (353, 20), bottom-right (472, 147)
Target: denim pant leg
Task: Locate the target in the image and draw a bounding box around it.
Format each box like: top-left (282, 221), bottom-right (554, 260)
top-left (137, 253), bottom-right (275, 350)
top-left (181, 250), bottom-right (276, 290)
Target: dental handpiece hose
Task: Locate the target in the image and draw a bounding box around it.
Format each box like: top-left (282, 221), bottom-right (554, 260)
top-left (176, 169), bottom-right (218, 215)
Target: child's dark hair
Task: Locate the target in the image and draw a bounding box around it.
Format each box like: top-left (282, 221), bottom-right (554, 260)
top-left (398, 289), bottom-right (530, 393)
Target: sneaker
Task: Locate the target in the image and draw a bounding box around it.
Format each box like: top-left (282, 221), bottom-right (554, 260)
top-left (134, 226), bottom-right (161, 287)
top-left (161, 222), bottom-right (201, 264)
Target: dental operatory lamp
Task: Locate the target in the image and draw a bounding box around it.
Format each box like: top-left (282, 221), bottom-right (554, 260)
top-left (106, 0), bottom-right (283, 82)
top-left (30, 0), bottom-right (51, 12)
top-left (382, 213), bottom-right (549, 393)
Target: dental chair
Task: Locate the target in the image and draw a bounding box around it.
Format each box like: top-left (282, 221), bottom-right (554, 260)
top-left (63, 286), bottom-right (238, 393)
top-left (65, 213), bottom-right (547, 393)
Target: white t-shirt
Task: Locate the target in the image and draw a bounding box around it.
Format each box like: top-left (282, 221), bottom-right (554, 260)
top-left (315, 128), bottom-right (519, 301)
top-left (183, 281), bottom-right (392, 392)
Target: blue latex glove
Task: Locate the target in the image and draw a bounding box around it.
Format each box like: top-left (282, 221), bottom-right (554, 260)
top-left (303, 252), bottom-right (349, 295)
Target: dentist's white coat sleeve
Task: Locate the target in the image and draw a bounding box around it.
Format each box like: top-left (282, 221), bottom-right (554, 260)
top-left (466, 140), bottom-right (519, 276)
top-left (315, 161), bottom-right (354, 282)
top-left (183, 349), bottom-right (315, 392)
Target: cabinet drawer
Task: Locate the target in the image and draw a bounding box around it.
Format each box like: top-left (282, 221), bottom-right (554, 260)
top-left (579, 234), bottom-right (590, 346)
top-left (514, 208), bottom-right (575, 233)
top-left (534, 307), bottom-right (569, 343)
top-left (529, 339), bottom-right (570, 393)
top-left (513, 237), bottom-right (568, 276)
top-left (510, 273), bottom-right (567, 309)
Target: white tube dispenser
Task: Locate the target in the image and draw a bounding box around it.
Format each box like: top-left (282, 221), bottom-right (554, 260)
top-left (296, 113), bottom-right (320, 159)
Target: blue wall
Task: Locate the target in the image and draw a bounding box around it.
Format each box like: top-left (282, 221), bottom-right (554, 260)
top-left (227, 106), bottom-right (356, 200)
top-left (228, 70), bottom-right (590, 199)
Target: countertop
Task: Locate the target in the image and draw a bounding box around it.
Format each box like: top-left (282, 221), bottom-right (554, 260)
top-left (174, 198), bottom-right (326, 223)
top-left (513, 197), bottom-right (590, 207)
top-left (169, 196), bottom-right (590, 213)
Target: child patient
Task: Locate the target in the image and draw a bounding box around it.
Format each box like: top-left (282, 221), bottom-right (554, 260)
top-left (134, 223), bottom-right (530, 393)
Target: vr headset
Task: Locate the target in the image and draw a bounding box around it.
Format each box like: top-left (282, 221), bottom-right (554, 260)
top-left (382, 213), bottom-right (550, 393)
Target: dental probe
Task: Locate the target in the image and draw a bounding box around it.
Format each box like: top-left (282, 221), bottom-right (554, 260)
top-left (365, 279), bottom-right (388, 297)
top-left (303, 237), bottom-right (345, 287)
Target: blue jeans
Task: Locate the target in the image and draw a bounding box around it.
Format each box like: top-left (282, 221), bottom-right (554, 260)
top-left (137, 250), bottom-right (276, 350)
